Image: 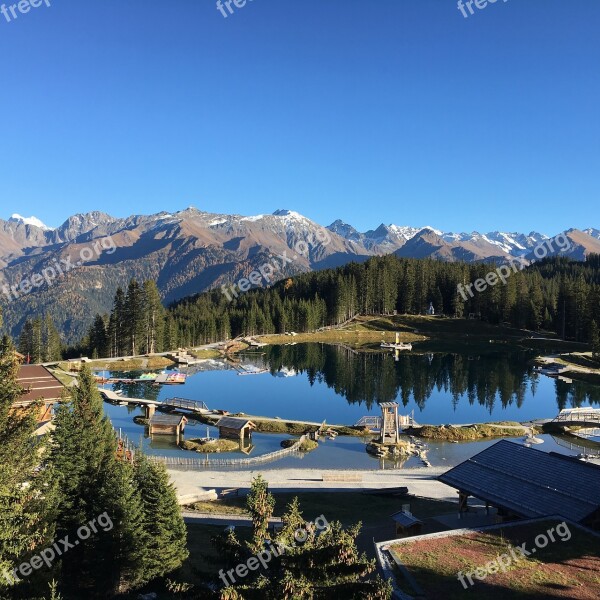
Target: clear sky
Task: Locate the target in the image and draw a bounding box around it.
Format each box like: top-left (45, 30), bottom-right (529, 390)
top-left (0, 0), bottom-right (598, 234)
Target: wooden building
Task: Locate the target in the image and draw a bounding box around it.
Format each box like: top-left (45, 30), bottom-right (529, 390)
top-left (215, 416), bottom-right (256, 440)
top-left (16, 365), bottom-right (66, 424)
top-left (390, 510), bottom-right (423, 538)
top-left (149, 414), bottom-right (188, 442)
top-left (438, 440), bottom-right (600, 530)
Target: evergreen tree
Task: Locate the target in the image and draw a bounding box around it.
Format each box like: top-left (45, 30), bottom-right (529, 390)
top-left (142, 280), bottom-right (164, 354)
top-left (590, 320), bottom-right (600, 363)
top-left (125, 279), bottom-right (144, 356)
top-left (50, 366), bottom-right (141, 597)
top-left (0, 336), bottom-right (55, 594)
top-left (211, 479), bottom-right (391, 599)
top-left (108, 287), bottom-right (126, 357)
top-left (246, 474), bottom-right (275, 554)
top-left (88, 314), bottom-right (108, 359)
top-left (132, 453), bottom-right (188, 584)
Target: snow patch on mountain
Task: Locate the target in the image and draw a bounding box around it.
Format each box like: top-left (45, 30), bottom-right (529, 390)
top-left (10, 214), bottom-right (52, 230)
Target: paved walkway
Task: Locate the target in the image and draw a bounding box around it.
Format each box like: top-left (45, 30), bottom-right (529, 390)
top-left (169, 466), bottom-right (455, 502)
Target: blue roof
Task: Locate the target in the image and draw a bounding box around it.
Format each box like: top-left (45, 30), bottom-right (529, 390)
top-left (438, 440), bottom-right (600, 522)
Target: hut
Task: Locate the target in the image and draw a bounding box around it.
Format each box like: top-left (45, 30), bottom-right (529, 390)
top-left (16, 364), bottom-right (66, 424)
top-left (390, 510), bottom-right (423, 538)
top-left (215, 416), bottom-right (256, 440)
top-left (149, 414), bottom-right (188, 442)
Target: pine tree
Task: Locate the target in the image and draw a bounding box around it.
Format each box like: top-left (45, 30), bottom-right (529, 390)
top-left (590, 320), bottom-right (600, 363)
top-left (125, 279), bottom-right (144, 355)
top-left (246, 474), bottom-right (275, 554)
top-left (142, 280), bottom-right (164, 354)
top-left (50, 365), bottom-right (131, 596)
top-left (95, 458), bottom-right (146, 594)
top-left (133, 453), bottom-right (188, 584)
top-left (108, 287), bottom-right (126, 357)
top-left (0, 336), bottom-right (55, 594)
top-left (88, 314), bottom-right (108, 359)
top-left (211, 483), bottom-right (392, 599)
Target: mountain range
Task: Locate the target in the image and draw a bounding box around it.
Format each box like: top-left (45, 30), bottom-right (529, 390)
top-left (1, 208), bottom-right (599, 343)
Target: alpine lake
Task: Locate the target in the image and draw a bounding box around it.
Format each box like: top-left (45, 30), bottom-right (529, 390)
top-left (101, 343), bottom-right (600, 470)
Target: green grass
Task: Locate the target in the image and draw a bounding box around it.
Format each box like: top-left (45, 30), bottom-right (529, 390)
top-left (280, 438), bottom-right (319, 451)
top-left (187, 492), bottom-right (456, 528)
top-left (258, 314), bottom-right (582, 354)
top-left (180, 438), bottom-right (240, 453)
top-left (409, 421), bottom-right (528, 441)
top-left (188, 348), bottom-right (222, 359)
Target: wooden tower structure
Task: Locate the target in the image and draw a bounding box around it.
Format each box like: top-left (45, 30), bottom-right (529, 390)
top-left (379, 402), bottom-right (400, 444)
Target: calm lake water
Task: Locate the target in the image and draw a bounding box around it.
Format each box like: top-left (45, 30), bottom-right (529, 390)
top-left (102, 344), bottom-right (600, 469)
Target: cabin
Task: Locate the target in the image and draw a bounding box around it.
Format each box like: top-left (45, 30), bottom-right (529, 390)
top-left (438, 440), bottom-right (600, 530)
top-left (149, 414), bottom-right (188, 441)
top-left (16, 364), bottom-right (66, 425)
top-left (215, 416), bottom-right (256, 440)
top-left (390, 509), bottom-right (423, 538)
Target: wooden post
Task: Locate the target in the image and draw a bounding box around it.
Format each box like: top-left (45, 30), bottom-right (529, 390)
top-left (458, 492), bottom-right (469, 517)
top-left (145, 404), bottom-right (156, 419)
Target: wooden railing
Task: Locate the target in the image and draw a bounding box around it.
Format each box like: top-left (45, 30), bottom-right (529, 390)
top-left (150, 435), bottom-right (307, 469)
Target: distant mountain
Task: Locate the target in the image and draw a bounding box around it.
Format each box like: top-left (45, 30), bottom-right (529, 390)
top-left (524, 228), bottom-right (600, 262)
top-left (395, 228), bottom-right (512, 263)
top-left (0, 207), bottom-right (597, 344)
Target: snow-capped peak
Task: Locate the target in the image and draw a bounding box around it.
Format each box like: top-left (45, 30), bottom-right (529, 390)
top-left (10, 213), bottom-right (52, 230)
top-left (272, 209), bottom-right (307, 220)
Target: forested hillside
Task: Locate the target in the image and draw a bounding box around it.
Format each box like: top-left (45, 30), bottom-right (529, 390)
top-left (62, 253), bottom-right (600, 358)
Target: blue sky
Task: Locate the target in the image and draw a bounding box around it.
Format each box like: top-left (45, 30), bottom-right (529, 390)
top-left (0, 0), bottom-right (598, 234)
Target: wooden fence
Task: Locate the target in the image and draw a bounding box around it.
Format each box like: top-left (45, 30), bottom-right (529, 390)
top-left (150, 435), bottom-right (307, 469)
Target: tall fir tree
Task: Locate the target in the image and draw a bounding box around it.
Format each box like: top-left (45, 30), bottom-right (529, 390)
top-left (50, 366), bottom-right (143, 597)
top-left (132, 453), bottom-right (188, 584)
top-left (0, 335), bottom-right (56, 595)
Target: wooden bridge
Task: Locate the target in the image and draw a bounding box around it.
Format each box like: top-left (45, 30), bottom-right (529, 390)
top-left (162, 397), bottom-right (209, 413)
top-left (100, 389), bottom-right (211, 419)
top-left (99, 389), bottom-right (161, 406)
top-left (551, 407), bottom-right (600, 427)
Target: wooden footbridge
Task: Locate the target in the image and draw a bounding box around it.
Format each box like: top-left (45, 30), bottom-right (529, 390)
top-left (99, 389), bottom-right (211, 418)
top-left (550, 407), bottom-right (600, 427)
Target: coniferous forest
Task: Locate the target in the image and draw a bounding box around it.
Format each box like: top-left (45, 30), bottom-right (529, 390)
top-left (56, 254), bottom-right (600, 358)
